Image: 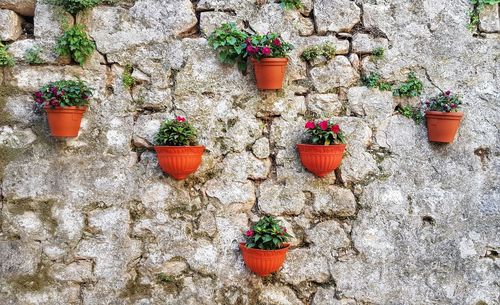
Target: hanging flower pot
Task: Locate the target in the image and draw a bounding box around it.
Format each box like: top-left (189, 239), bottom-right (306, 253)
top-left (240, 216), bottom-right (292, 277)
top-left (422, 91), bottom-right (464, 143)
top-left (154, 116), bottom-right (204, 180)
top-left (33, 79), bottom-right (92, 138)
top-left (297, 120), bottom-right (347, 177)
top-left (251, 58), bottom-right (288, 90)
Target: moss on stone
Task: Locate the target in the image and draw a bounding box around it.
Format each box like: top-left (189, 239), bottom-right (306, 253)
top-left (10, 264), bottom-right (54, 292)
top-left (6, 199), bottom-right (58, 234)
top-left (120, 275), bottom-right (152, 301)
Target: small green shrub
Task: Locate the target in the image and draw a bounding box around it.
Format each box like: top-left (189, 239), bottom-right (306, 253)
top-left (208, 23), bottom-right (249, 72)
top-left (0, 43), bottom-right (15, 67)
top-left (154, 117), bottom-right (198, 146)
top-left (300, 43), bottom-right (336, 62)
top-left (33, 79), bottom-right (92, 108)
top-left (398, 105), bottom-right (423, 123)
top-left (393, 72), bottom-right (423, 98)
top-left (468, 0), bottom-right (500, 31)
top-left (55, 24), bottom-right (95, 66)
top-left (157, 273), bottom-right (173, 283)
top-left (122, 64), bottom-right (135, 88)
top-left (372, 47), bottom-right (385, 60)
top-left (25, 46), bottom-right (44, 65)
top-left (362, 73), bottom-right (392, 91)
top-left (280, 0), bottom-right (302, 10)
top-left (244, 216), bottom-right (292, 250)
top-left (45, 0), bottom-right (102, 15)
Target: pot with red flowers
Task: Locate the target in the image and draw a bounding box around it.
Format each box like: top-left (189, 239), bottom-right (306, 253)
top-left (422, 90), bottom-right (463, 143)
top-left (240, 216), bottom-right (292, 277)
top-left (208, 23), bottom-right (294, 90)
top-left (154, 116), bottom-right (205, 180)
top-left (297, 119), bottom-right (347, 177)
top-left (33, 79), bottom-right (92, 138)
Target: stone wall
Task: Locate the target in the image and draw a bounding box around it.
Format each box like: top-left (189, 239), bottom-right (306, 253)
top-left (0, 0), bottom-right (499, 304)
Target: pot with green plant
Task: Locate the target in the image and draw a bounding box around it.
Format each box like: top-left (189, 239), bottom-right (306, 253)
top-left (423, 91), bottom-right (463, 143)
top-left (240, 216), bottom-right (292, 277)
top-left (33, 80), bottom-right (91, 138)
top-left (154, 116), bottom-right (205, 180)
top-left (297, 119), bottom-right (347, 177)
top-left (208, 23), bottom-right (294, 90)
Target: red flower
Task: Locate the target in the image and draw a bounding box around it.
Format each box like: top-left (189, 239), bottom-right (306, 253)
top-left (262, 46), bottom-right (271, 56)
top-left (444, 90), bottom-right (451, 96)
top-left (319, 120), bottom-right (329, 131)
top-left (176, 116), bottom-right (186, 122)
top-left (246, 44), bottom-right (257, 54)
top-left (305, 121), bottom-right (315, 129)
top-left (34, 91), bottom-right (42, 98)
top-left (451, 104), bottom-right (457, 109)
top-left (331, 124), bottom-right (340, 134)
top-left (245, 230), bottom-right (254, 237)
top-left (272, 38), bottom-right (281, 47)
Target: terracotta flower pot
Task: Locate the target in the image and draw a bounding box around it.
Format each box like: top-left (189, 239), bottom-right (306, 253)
top-left (45, 106), bottom-right (87, 138)
top-left (296, 144), bottom-right (346, 177)
top-left (239, 242), bottom-right (290, 277)
top-left (251, 58), bottom-right (288, 90)
top-left (154, 146), bottom-right (205, 180)
top-left (425, 111), bottom-right (464, 143)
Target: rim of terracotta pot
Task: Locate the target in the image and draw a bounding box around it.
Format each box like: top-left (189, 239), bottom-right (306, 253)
top-left (239, 242), bottom-right (290, 253)
top-left (296, 143), bottom-right (346, 149)
top-left (425, 111), bottom-right (464, 118)
top-left (154, 145), bottom-right (205, 151)
top-left (250, 57), bottom-right (289, 63)
top-left (44, 105), bottom-right (88, 111)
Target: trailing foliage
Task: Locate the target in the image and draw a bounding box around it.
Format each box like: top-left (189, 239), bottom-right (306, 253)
top-left (0, 43), bottom-right (15, 67)
top-left (423, 90), bottom-right (463, 113)
top-left (468, 0), bottom-right (500, 30)
top-left (303, 119), bottom-right (346, 145)
top-left (362, 73), bottom-right (392, 91)
top-left (33, 79), bottom-right (92, 109)
top-left (398, 105), bottom-right (424, 123)
top-left (372, 47), bottom-right (385, 60)
top-left (300, 43), bottom-right (336, 62)
top-left (280, 0), bottom-right (302, 10)
top-left (25, 46), bottom-right (44, 65)
top-left (55, 24), bottom-right (95, 66)
top-left (244, 216), bottom-right (292, 250)
top-left (122, 64), bottom-right (135, 88)
top-left (154, 117), bottom-right (198, 146)
top-left (393, 72), bottom-right (423, 98)
top-left (45, 0), bottom-right (102, 15)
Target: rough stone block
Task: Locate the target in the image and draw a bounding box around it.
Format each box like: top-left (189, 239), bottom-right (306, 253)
top-left (0, 9), bottom-right (22, 41)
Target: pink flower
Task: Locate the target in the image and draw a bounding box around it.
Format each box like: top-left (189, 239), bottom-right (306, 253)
top-left (82, 95), bottom-right (89, 100)
top-left (272, 38), bottom-right (281, 47)
top-left (444, 90), bottom-right (451, 96)
top-left (34, 91), bottom-right (42, 98)
top-left (305, 121), bottom-right (315, 129)
top-left (451, 104), bottom-right (457, 109)
top-left (245, 38), bottom-right (251, 44)
top-left (176, 116), bottom-right (186, 122)
top-left (331, 124), bottom-right (340, 134)
top-left (262, 46), bottom-right (271, 56)
top-left (319, 120), bottom-right (329, 131)
top-left (246, 44), bottom-right (256, 54)
top-left (245, 230), bottom-right (254, 237)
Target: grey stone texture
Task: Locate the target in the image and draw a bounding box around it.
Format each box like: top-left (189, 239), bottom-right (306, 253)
top-left (0, 0), bottom-right (499, 304)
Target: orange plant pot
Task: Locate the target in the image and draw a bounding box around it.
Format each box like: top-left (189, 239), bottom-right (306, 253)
top-left (251, 58), bottom-right (288, 90)
top-left (154, 146), bottom-right (205, 180)
top-left (45, 106), bottom-right (87, 138)
top-left (425, 111), bottom-right (463, 143)
top-left (239, 243), bottom-right (289, 277)
top-left (296, 144), bottom-right (346, 177)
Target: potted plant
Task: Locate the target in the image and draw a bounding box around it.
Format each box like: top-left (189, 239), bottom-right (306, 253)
top-left (154, 116), bottom-right (205, 180)
top-left (296, 119), bottom-right (346, 177)
top-left (208, 23), bottom-right (293, 90)
top-left (423, 91), bottom-right (463, 143)
top-left (33, 80), bottom-right (92, 138)
top-left (240, 216), bottom-right (292, 277)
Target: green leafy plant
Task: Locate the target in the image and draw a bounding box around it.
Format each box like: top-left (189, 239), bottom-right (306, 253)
top-left (303, 119), bottom-right (346, 145)
top-left (208, 23), bottom-right (249, 72)
top-left (362, 73), bottom-right (392, 91)
top-left (280, 0), bottom-right (302, 10)
top-left (372, 47), bottom-right (385, 60)
top-left (33, 79), bottom-right (92, 109)
top-left (154, 116), bottom-right (198, 146)
top-left (157, 273), bottom-right (173, 283)
top-left (0, 43), bottom-right (15, 67)
top-left (246, 32), bottom-right (294, 60)
top-left (468, 0), bottom-right (500, 31)
top-left (423, 90), bottom-right (463, 113)
top-left (122, 64), bottom-right (135, 88)
top-left (244, 216), bottom-right (292, 250)
top-left (398, 105), bottom-right (423, 123)
top-left (45, 0), bottom-right (102, 15)
top-left (393, 72), bottom-right (423, 98)
top-left (300, 42), bottom-right (336, 62)
top-left (55, 24), bottom-right (95, 66)
top-left (25, 46), bottom-right (44, 65)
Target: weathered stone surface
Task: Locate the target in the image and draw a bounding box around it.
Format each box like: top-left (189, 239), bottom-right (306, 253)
top-left (0, 240), bottom-right (41, 278)
top-left (0, 0), bottom-right (35, 16)
top-left (258, 179), bottom-right (306, 215)
top-left (205, 179), bottom-right (255, 212)
top-left (306, 93), bottom-right (343, 117)
top-left (34, 4), bottom-right (72, 40)
top-left (252, 137), bottom-right (271, 159)
top-left (310, 56), bottom-right (360, 93)
top-left (0, 125), bottom-right (36, 148)
top-left (310, 186), bottom-right (357, 217)
top-left (199, 11), bottom-right (243, 37)
top-left (347, 86), bottom-right (394, 125)
top-left (314, 0), bottom-right (361, 34)
top-left (0, 9), bottom-right (22, 41)
top-left (258, 285), bottom-right (303, 305)
top-left (352, 33), bottom-right (389, 54)
top-left (313, 288), bottom-right (356, 305)
top-left (281, 248), bottom-right (330, 285)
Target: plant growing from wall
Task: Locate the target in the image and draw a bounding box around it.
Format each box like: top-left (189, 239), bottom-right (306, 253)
top-left (45, 0), bottom-right (102, 15)
top-left (362, 73), bottom-right (392, 91)
top-left (393, 72), bottom-right (423, 97)
top-left (122, 64), bottom-right (135, 88)
top-left (55, 24), bottom-right (95, 66)
top-left (397, 105), bottom-right (423, 123)
top-left (372, 47), bottom-right (385, 61)
top-left (280, 0), bottom-right (302, 10)
top-left (208, 23), bottom-right (249, 72)
top-left (0, 43), bottom-right (15, 67)
top-left (467, 0), bottom-right (500, 31)
top-left (300, 43), bottom-right (336, 62)
top-left (24, 46), bottom-right (44, 65)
